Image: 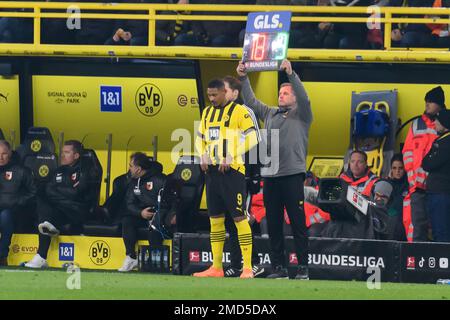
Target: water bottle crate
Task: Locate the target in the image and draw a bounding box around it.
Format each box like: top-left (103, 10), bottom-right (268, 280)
top-left (138, 245), bottom-right (170, 273)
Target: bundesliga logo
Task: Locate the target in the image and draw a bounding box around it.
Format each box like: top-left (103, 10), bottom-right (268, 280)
top-left (407, 257), bottom-right (416, 270)
top-left (289, 253), bottom-right (298, 265)
top-left (189, 251), bottom-right (200, 263)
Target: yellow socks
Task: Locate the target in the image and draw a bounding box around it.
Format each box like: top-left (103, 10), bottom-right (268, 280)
top-left (210, 217), bottom-right (226, 270)
top-left (234, 219), bottom-right (253, 270)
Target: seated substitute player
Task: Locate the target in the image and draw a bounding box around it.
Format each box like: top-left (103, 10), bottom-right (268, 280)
top-left (0, 140), bottom-right (37, 266)
top-left (25, 140), bottom-right (89, 268)
top-left (118, 152), bottom-right (175, 272)
top-left (193, 78), bottom-right (260, 279)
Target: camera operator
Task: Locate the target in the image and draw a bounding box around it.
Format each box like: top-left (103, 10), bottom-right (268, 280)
top-left (318, 150), bottom-right (390, 239)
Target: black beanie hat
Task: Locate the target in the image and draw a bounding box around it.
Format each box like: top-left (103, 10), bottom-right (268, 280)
top-left (425, 86), bottom-right (446, 108)
top-left (437, 109), bottom-right (450, 130)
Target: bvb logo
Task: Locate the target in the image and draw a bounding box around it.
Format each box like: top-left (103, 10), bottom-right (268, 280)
top-left (30, 140), bottom-right (41, 152)
top-left (181, 168), bottom-right (192, 181)
top-left (89, 240), bottom-right (111, 266)
top-left (135, 83), bottom-right (163, 117)
top-left (38, 165), bottom-right (49, 178)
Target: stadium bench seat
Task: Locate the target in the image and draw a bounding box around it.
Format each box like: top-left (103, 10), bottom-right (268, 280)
top-left (169, 155), bottom-right (205, 233)
top-left (15, 127), bottom-right (56, 163)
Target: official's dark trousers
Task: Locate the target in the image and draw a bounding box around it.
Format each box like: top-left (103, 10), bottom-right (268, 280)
top-left (0, 209), bottom-right (14, 258)
top-left (427, 193), bottom-right (450, 242)
top-left (411, 190), bottom-right (429, 241)
top-left (263, 173), bottom-right (308, 267)
top-left (37, 198), bottom-right (84, 259)
top-left (122, 215), bottom-right (148, 259)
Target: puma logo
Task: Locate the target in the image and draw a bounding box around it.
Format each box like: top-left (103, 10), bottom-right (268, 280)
top-left (0, 93), bottom-right (8, 102)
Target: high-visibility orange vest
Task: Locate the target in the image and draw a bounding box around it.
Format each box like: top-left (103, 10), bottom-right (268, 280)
top-left (250, 182), bottom-right (266, 223)
top-left (304, 202), bottom-right (331, 228)
top-left (403, 193), bottom-right (414, 242)
top-left (340, 170), bottom-right (379, 198)
top-left (402, 115), bottom-right (438, 192)
top-left (402, 114), bottom-right (438, 242)
top-left (427, 0), bottom-right (446, 36)
top-left (251, 182), bottom-right (330, 228)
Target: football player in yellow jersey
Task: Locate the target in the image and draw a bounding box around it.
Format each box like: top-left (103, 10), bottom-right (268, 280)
top-left (193, 79), bottom-right (259, 279)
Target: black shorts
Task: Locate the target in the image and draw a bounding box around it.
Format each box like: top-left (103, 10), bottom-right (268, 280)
top-left (205, 166), bottom-right (247, 219)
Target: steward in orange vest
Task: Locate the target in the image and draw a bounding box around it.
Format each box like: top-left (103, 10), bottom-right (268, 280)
top-left (402, 86), bottom-right (444, 242)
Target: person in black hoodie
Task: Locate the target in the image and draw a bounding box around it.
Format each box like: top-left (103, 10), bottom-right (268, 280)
top-left (118, 152), bottom-right (174, 272)
top-left (386, 153), bottom-right (408, 241)
top-left (390, 0), bottom-right (437, 48)
top-left (422, 109), bottom-right (450, 242)
top-left (321, 0), bottom-right (371, 49)
top-left (100, 171), bottom-right (132, 224)
top-left (25, 140), bottom-right (89, 269)
top-left (174, 0), bottom-right (249, 47)
top-left (0, 140), bottom-right (36, 266)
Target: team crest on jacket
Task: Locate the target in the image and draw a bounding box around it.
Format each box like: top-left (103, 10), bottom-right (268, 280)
top-left (146, 181), bottom-right (153, 191)
top-left (71, 173), bottom-right (77, 181)
top-left (5, 171), bottom-right (12, 181)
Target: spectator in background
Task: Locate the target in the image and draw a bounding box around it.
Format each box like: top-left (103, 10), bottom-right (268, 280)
top-left (74, 0), bottom-right (115, 45)
top-left (175, 0), bottom-right (250, 47)
top-left (321, 0), bottom-right (371, 49)
top-left (386, 154), bottom-right (407, 241)
top-left (289, 0), bottom-right (329, 49)
top-left (389, 0), bottom-right (450, 48)
top-left (155, 0), bottom-right (191, 45)
top-left (41, 0), bottom-right (77, 45)
top-left (0, 5), bottom-right (33, 43)
top-left (366, 0), bottom-right (390, 49)
top-left (104, 0), bottom-right (163, 46)
top-left (422, 109), bottom-right (450, 242)
top-left (0, 140), bottom-right (36, 266)
top-left (25, 140), bottom-right (89, 269)
top-left (425, 0), bottom-right (450, 48)
top-left (402, 86), bottom-right (444, 242)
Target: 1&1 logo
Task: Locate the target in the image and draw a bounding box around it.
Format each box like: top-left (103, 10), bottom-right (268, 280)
top-left (89, 240), bottom-right (111, 266)
top-left (135, 83), bottom-right (163, 117)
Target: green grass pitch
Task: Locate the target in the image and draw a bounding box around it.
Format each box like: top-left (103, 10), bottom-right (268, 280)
top-left (0, 268), bottom-right (449, 300)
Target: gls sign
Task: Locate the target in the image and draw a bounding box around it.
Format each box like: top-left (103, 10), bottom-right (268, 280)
top-left (246, 11), bottom-right (291, 33)
top-left (254, 14), bottom-right (281, 30)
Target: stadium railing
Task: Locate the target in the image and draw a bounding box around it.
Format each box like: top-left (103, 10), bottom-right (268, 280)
top-left (0, 2), bottom-right (450, 63)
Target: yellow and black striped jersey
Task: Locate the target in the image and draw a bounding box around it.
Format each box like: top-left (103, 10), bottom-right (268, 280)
top-left (196, 101), bottom-right (260, 175)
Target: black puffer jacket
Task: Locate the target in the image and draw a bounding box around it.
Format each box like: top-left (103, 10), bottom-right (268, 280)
top-left (422, 132), bottom-right (450, 194)
top-left (44, 161), bottom-right (90, 217)
top-left (125, 161), bottom-right (167, 218)
top-left (125, 161), bottom-right (177, 238)
top-left (0, 163), bottom-right (36, 210)
top-left (329, 0), bottom-right (372, 36)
